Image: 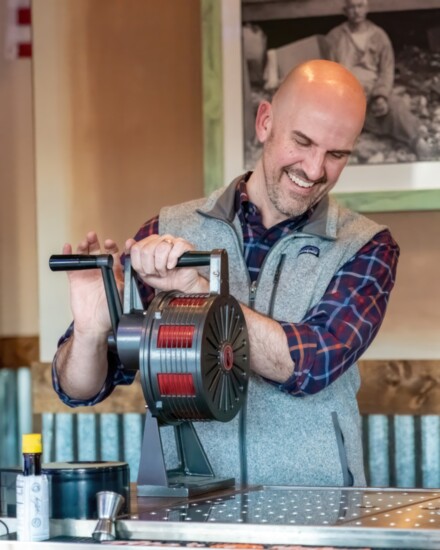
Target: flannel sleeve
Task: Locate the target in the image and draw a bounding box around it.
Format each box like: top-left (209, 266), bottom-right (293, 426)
top-left (277, 229), bottom-right (399, 396)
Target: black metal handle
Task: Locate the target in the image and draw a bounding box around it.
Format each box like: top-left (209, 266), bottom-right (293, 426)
top-left (49, 248), bottom-right (228, 340)
top-left (49, 254), bottom-right (113, 271)
top-left (176, 250), bottom-right (228, 295)
top-left (175, 251), bottom-right (214, 267)
top-left (49, 251), bottom-right (220, 272)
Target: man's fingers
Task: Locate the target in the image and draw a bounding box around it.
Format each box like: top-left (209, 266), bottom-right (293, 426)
top-left (76, 238), bottom-right (90, 253)
top-left (125, 238), bottom-right (136, 254)
top-left (72, 233), bottom-right (120, 256)
top-left (75, 232), bottom-right (99, 254)
top-left (154, 238), bottom-right (175, 276)
top-left (103, 239), bottom-right (119, 254)
top-left (86, 232), bottom-right (101, 254)
top-left (167, 238), bottom-right (193, 269)
top-left (130, 235), bottom-right (161, 277)
top-left (129, 234), bottom-right (195, 280)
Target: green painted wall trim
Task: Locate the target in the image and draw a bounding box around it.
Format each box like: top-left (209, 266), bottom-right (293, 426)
top-left (201, 0), bottom-right (223, 196)
top-left (334, 189), bottom-right (440, 213)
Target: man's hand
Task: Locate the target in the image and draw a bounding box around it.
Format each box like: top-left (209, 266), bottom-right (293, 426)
top-left (370, 96), bottom-right (389, 117)
top-left (55, 231), bottom-right (123, 401)
top-left (64, 231), bottom-right (123, 338)
top-left (126, 234), bottom-right (209, 294)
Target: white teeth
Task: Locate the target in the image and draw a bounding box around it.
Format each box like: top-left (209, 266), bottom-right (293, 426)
top-left (286, 172), bottom-right (314, 188)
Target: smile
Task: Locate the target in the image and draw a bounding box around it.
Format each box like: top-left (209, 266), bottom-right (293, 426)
top-left (286, 171), bottom-right (314, 189)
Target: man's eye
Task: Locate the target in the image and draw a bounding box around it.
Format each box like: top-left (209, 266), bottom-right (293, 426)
top-left (295, 138), bottom-right (310, 147)
top-left (329, 151), bottom-right (347, 160)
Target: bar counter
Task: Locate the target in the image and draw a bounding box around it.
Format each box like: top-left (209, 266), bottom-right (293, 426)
top-left (2, 484), bottom-right (440, 549)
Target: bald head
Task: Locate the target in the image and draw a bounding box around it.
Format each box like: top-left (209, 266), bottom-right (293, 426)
top-left (269, 60), bottom-right (366, 140)
top-left (274, 59), bottom-right (366, 119)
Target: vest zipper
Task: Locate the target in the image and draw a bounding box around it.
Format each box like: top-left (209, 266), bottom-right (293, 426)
top-left (249, 280), bottom-right (257, 309)
top-left (241, 278), bottom-right (258, 487)
top-left (268, 254), bottom-right (286, 317)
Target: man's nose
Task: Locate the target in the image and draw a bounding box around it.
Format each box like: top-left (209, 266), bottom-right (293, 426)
top-left (303, 149), bottom-right (326, 182)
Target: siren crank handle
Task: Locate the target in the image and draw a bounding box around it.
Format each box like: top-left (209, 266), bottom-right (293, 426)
top-left (49, 251), bottom-right (218, 272)
top-left (48, 249), bottom-right (228, 335)
top-left (49, 254), bottom-right (113, 271)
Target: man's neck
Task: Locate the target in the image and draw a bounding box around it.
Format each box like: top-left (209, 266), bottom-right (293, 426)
top-left (246, 166), bottom-right (278, 229)
top-left (347, 19), bottom-right (369, 33)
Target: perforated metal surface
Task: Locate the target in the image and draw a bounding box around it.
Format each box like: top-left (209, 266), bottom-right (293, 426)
top-left (140, 486), bottom-right (440, 529)
top-left (35, 487), bottom-right (440, 549)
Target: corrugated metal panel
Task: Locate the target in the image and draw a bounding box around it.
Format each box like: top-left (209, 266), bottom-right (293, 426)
top-left (366, 414), bottom-right (390, 487)
top-left (77, 413), bottom-right (97, 461)
top-left (0, 368), bottom-right (32, 468)
top-left (421, 415), bottom-right (440, 488)
top-left (363, 415), bottom-right (440, 489)
top-left (121, 413), bottom-right (143, 480)
top-left (16, 367), bottom-right (32, 440)
top-left (394, 415), bottom-right (417, 488)
top-left (41, 412), bottom-right (144, 481)
top-left (2, 370), bottom-right (440, 488)
top-left (40, 413), bottom-right (440, 487)
top-left (100, 413), bottom-right (122, 462)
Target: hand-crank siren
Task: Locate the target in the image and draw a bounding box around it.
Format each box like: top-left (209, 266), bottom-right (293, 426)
top-left (49, 250), bottom-right (250, 497)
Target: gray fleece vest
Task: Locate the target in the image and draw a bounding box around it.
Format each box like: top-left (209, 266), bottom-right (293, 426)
top-left (158, 177), bottom-right (386, 487)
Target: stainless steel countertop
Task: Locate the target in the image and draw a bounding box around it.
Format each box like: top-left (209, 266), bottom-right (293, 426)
top-left (3, 485), bottom-right (440, 548)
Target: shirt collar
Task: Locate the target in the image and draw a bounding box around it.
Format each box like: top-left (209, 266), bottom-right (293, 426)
top-left (199, 173), bottom-right (338, 240)
top-left (235, 173), bottom-right (315, 233)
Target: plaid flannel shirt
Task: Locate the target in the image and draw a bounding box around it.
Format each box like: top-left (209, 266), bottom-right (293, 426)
top-left (53, 179), bottom-right (399, 405)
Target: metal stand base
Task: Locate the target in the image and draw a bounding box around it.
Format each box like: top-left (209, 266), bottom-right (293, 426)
top-left (137, 411), bottom-right (235, 498)
top-left (137, 475), bottom-right (235, 498)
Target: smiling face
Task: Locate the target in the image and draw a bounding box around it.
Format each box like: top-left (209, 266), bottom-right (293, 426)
top-left (251, 60), bottom-right (366, 227)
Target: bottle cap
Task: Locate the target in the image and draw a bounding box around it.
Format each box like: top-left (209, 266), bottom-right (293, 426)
top-left (22, 433), bottom-right (42, 454)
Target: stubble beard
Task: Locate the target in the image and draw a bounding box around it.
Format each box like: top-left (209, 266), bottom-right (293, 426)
top-left (263, 160), bottom-right (315, 219)
top-left (261, 132), bottom-right (317, 219)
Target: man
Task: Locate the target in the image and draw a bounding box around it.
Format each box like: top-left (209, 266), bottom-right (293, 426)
top-left (53, 60), bottom-right (399, 487)
top-left (326, 0), bottom-right (431, 160)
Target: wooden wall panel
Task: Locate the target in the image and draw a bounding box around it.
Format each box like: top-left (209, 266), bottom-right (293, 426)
top-left (32, 362), bottom-right (145, 414)
top-left (33, 1), bottom-right (204, 361)
top-left (0, 337), bottom-right (39, 369)
top-left (68, 0), bottom-right (204, 244)
top-left (0, 0), bottom-right (38, 337)
top-left (33, 360), bottom-right (440, 416)
top-left (358, 360), bottom-right (440, 415)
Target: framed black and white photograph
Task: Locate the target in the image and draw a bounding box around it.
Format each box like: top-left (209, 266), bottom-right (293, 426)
top-left (215, 0), bottom-right (440, 210)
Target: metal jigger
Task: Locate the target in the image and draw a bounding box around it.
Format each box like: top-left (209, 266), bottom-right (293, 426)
top-left (92, 491), bottom-right (125, 542)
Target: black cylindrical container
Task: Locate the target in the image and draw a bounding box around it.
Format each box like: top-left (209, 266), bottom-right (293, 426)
top-left (42, 461), bottom-right (130, 519)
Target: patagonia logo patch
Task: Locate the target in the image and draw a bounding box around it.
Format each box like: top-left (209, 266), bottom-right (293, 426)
top-left (298, 245), bottom-right (320, 258)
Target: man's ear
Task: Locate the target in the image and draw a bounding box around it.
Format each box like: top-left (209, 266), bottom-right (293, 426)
top-left (255, 101), bottom-right (272, 143)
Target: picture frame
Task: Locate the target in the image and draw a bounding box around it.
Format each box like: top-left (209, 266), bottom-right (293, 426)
top-left (201, 0), bottom-right (440, 212)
